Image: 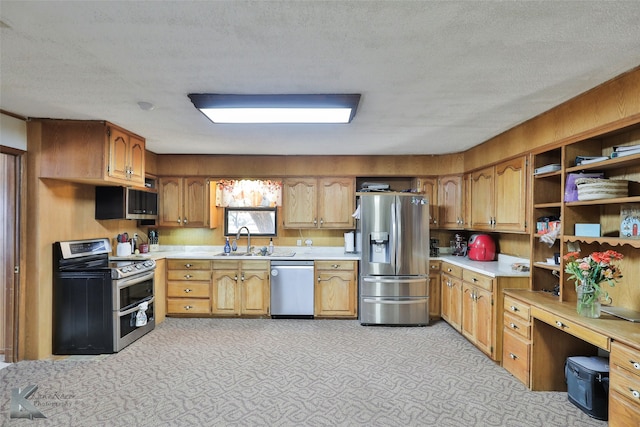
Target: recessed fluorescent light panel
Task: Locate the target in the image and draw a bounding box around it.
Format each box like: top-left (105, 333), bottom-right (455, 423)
top-left (188, 94), bottom-right (361, 124)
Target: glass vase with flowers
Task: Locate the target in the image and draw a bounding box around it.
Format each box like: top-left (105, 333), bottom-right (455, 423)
top-left (563, 250), bottom-right (624, 318)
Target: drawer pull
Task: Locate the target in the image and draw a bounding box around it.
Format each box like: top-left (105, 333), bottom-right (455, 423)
top-left (510, 306), bottom-right (519, 312)
top-left (555, 321), bottom-right (565, 328)
top-left (631, 360), bottom-right (640, 370)
top-left (509, 323), bottom-right (519, 330)
top-left (472, 278), bottom-right (478, 283)
top-left (509, 353), bottom-right (518, 360)
top-left (184, 305), bottom-right (192, 310)
top-left (184, 288), bottom-right (192, 293)
top-left (631, 389), bottom-right (640, 399)
top-left (332, 264), bottom-right (339, 269)
top-left (184, 274), bottom-right (192, 279)
top-left (185, 263), bottom-right (193, 268)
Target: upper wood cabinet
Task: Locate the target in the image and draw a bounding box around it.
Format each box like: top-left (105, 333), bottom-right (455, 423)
top-left (283, 177), bottom-right (355, 229)
top-left (415, 177), bottom-right (438, 227)
top-left (438, 175), bottom-right (464, 229)
top-left (158, 177), bottom-right (212, 228)
top-left (469, 156), bottom-right (528, 232)
top-left (108, 128), bottom-right (145, 183)
top-left (34, 119), bottom-right (146, 187)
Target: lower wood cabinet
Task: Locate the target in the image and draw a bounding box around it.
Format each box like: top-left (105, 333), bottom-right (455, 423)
top-left (502, 295), bottom-right (532, 387)
top-left (441, 263), bottom-right (528, 362)
top-left (428, 260), bottom-right (441, 319)
top-left (314, 260), bottom-right (357, 318)
top-left (166, 259), bottom-right (212, 315)
top-left (212, 260), bottom-right (270, 316)
top-left (440, 262), bottom-right (463, 331)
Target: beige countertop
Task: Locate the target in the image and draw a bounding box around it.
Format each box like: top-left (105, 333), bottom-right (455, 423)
top-left (111, 246), bottom-right (528, 278)
top-left (433, 254), bottom-right (530, 278)
top-left (111, 245), bottom-right (361, 262)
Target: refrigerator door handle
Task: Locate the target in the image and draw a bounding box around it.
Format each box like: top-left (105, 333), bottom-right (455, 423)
top-left (363, 298), bottom-right (429, 304)
top-left (390, 201), bottom-right (397, 271)
top-left (363, 277), bottom-right (428, 284)
top-left (395, 199), bottom-right (402, 271)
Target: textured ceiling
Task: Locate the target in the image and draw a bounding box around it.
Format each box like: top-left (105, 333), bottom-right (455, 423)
top-left (1, 1), bottom-right (639, 156)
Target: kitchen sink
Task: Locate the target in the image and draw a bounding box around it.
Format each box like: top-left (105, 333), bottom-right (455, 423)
top-left (213, 252), bottom-right (258, 257)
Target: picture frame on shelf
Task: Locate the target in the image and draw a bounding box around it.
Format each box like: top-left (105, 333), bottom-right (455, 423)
top-left (620, 204), bottom-right (640, 239)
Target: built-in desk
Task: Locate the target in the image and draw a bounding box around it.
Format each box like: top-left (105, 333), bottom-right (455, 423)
top-left (503, 289), bottom-right (640, 425)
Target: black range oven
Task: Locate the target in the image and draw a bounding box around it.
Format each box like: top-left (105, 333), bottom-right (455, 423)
top-left (53, 238), bottom-right (156, 354)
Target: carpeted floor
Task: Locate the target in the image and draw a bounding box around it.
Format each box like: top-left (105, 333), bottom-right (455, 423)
top-left (1, 318), bottom-right (606, 426)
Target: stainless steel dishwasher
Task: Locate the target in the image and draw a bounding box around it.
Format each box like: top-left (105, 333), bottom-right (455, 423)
top-left (270, 260), bottom-right (315, 319)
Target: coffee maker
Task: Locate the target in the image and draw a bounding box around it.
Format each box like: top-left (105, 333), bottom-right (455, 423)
top-left (429, 239), bottom-right (439, 257)
top-left (451, 233), bottom-right (467, 256)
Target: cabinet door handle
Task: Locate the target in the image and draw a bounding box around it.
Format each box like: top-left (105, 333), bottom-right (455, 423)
top-left (184, 217), bottom-right (188, 224)
top-left (509, 323), bottom-right (518, 330)
top-left (177, 217), bottom-right (182, 224)
top-left (234, 275), bottom-right (238, 282)
top-left (509, 353), bottom-right (518, 360)
top-left (241, 273), bottom-right (245, 281)
top-left (320, 218), bottom-right (324, 225)
top-left (184, 288), bottom-right (192, 293)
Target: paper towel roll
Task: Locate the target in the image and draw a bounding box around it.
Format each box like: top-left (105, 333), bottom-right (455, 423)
top-left (344, 232), bottom-right (355, 253)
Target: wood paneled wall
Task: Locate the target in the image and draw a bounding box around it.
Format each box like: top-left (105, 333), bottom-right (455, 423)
top-left (154, 153), bottom-right (464, 177)
top-left (465, 66), bottom-right (640, 171)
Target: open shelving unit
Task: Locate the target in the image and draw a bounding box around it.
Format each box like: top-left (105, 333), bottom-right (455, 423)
top-left (530, 122), bottom-right (640, 305)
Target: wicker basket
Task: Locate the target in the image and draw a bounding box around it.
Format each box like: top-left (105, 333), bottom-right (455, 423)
top-left (575, 178), bottom-right (628, 201)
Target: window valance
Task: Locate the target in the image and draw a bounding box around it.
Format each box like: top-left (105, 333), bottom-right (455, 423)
top-left (215, 179), bottom-right (282, 207)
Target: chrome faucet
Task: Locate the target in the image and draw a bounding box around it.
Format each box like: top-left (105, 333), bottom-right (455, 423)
top-left (236, 226), bottom-right (251, 254)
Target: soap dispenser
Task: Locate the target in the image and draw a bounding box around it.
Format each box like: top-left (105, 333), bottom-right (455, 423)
top-left (268, 238), bottom-right (274, 254)
top-left (224, 237), bottom-right (231, 254)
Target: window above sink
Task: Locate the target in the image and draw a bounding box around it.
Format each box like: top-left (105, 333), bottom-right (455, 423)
top-left (224, 207), bottom-right (277, 237)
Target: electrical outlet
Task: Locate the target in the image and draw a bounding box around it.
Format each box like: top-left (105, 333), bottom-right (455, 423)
top-left (297, 239), bottom-right (302, 246)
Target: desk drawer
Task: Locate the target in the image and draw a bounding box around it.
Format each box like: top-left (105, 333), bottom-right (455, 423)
top-left (610, 364), bottom-right (640, 407)
top-left (504, 312), bottom-right (531, 340)
top-left (462, 270), bottom-right (493, 291)
top-left (502, 330), bottom-right (530, 387)
top-left (504, 295), bottom-right (530, 321)
top-left (531, 306), bottom-right (610, 350)
top-left (441, 262), bottom-right (462, 278)
top-left (609, 390), bottom-right (640, 427)
top-left (611, 341), bottom-right (640, 379)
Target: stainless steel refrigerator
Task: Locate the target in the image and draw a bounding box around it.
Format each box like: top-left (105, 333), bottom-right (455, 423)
top-left (358, 193), bottom-right (430, 326)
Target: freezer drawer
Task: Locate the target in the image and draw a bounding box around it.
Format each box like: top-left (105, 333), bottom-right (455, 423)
top-left (359, 296), bottom-right (430, 326)
top-left (360, 275), bottom-right (429, 297)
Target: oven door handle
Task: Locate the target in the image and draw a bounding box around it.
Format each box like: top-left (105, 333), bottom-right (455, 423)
top-left (119, 296), bottom-right (154, 316)
top-left (117, 271), bottom-right (155, 289)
